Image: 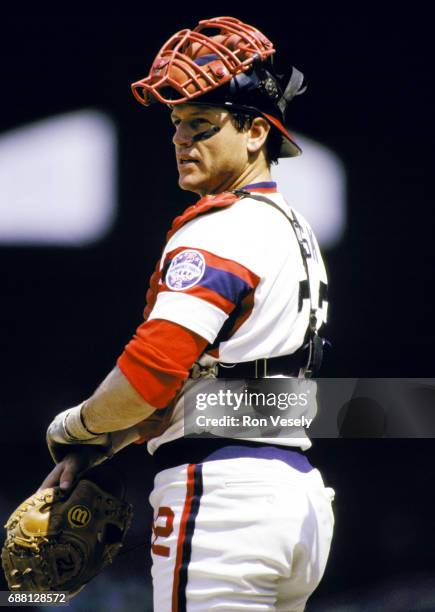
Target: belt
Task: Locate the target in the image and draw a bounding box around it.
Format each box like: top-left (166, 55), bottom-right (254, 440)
top-left (217, 355), bottom-right (302, 378)
top-left (190, 349), bottom-right (308, 380)
top-left (152, 436), bottom-right (313, 473)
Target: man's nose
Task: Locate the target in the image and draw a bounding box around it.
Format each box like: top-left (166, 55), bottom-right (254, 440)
top-left (172, 124), bottom-right (193, 147)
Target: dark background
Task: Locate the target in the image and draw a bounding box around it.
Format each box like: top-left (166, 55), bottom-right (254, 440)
top-left (1, 6), bottom-right (434, 611)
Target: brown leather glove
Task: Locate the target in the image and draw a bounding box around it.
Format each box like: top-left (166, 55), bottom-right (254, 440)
top-left (2, 470), bottom-right (132, 599)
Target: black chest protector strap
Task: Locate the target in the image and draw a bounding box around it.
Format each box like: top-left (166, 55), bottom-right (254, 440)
top-left (233, 189), bottom-right (327, 378)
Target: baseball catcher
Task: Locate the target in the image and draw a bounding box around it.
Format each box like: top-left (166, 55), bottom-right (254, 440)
top-left (4, 15), bottom-right (335, 611)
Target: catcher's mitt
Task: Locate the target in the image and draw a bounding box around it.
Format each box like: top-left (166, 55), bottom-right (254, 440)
top-left (1, 470), bottom-right (133, 599)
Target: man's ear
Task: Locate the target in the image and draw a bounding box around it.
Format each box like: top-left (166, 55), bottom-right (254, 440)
top-left (246, 117), bottom-right (271, 154)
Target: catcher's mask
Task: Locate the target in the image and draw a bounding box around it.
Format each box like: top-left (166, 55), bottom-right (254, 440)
top-left (131, 16), bottom-right (306, 158)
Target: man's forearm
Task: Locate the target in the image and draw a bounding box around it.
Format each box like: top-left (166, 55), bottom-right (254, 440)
top-left (81, 365), bottom-right (157, 434)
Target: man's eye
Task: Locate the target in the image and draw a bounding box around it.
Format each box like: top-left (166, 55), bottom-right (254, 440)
top-left (191, 119), bottom-right (209, 129)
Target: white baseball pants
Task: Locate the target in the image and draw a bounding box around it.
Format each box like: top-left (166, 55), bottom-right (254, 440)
top-left (149, 455), bottom-right (334, 611)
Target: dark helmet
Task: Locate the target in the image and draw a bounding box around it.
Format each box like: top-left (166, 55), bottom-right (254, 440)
top-left (131, 16), bottom-right (306, 157)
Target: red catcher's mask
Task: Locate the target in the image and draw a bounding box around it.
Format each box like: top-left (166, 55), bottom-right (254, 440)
top-left (131, 16), bottom-right (275, 106)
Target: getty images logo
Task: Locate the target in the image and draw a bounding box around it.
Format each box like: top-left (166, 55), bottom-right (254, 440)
top-left (67, 505), bottom-right (92, 528)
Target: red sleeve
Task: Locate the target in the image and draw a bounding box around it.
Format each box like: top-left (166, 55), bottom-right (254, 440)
top-left (117, 318), bottom-right (209, 409)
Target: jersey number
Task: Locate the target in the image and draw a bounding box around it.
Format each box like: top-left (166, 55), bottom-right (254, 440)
top-left (151, 506), bottom-right (175, 557)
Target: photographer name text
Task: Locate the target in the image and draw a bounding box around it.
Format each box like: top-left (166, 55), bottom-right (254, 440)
top-left (195, 415), bottom-right (313, 428)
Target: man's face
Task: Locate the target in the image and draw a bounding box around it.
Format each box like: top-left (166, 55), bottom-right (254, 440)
top-left (171, 104), bottom-right (251, 196)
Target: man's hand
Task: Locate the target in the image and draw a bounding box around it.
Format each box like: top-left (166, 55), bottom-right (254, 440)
top-left (41, 426), bottom-right (141, 492)
top-left (39, 448), bottom-right (107, 491)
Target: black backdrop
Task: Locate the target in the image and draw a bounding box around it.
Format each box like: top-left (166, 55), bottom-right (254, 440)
top-left (1, 6), bottom-right (434, 610)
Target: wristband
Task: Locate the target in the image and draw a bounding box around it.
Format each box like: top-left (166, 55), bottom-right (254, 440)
top-left (64, 403), bottom-right (100, 441)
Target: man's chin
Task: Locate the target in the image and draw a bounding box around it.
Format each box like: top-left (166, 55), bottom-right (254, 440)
top-left (178, 176), bottom-right (206, 196)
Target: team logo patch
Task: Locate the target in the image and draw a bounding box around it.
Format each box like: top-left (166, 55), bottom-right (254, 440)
top-left (67, 505), bottom-right (92, 528)
top-left (166, 250), bottom-right (206, 291)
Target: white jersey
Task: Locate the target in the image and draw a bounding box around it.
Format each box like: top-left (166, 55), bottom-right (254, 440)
top-left (147, 185), bottom-right (328, 453)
